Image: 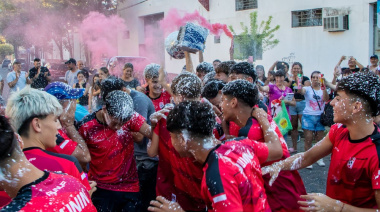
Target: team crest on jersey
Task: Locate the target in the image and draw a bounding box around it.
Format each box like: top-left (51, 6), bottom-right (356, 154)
top-left (347, 157), bottom-right (356, 169)
top-left (159, 102), bottom-right (164, 109)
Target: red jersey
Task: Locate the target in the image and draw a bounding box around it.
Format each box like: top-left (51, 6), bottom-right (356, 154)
top-left (77, 112), bottom-right (145, 192)
top-left (23, 147), bottom-right (90, 191)
top-left (2, 172), bottom-right (96, 212)
top-left (47, 129), bottom-right (78, 155)
top-left (153, 118), bottom-right (176, 200)
top-left (201, 138), bottom-right (270, 212)
top-left (239, 117), bottom-right (306, 212)
top-left (328, 123), bottom-right (380, 208)
top-left (147, 90), bottom-right (171, 111)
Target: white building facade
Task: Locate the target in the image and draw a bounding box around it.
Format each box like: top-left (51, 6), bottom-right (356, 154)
top-left (116, 0), bottom-right (379, 80)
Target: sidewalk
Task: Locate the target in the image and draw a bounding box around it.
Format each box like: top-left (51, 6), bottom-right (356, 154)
top-left (285, 131), bottom-right (330, 194)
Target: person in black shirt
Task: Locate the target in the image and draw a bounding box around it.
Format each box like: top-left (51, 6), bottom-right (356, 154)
top-left (336, 55), bottom-right (364, 73)
top-left (28, 58), bottom-right (51, 89)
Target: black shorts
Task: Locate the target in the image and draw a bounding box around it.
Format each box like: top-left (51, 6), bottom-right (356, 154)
top-left (92, 187), bottom-right (141, 212)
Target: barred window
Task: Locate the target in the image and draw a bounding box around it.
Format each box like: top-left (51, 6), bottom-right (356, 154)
top-left (292, 8), bottom-right (323, 27)
top-left (236, 0), bottom-right (257, 11)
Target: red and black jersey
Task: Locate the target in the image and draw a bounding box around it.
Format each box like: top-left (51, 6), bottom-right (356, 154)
top-left (238, 117), bottom-right (306, 212)
top-left (327, 123), bottom-right (380, 208)
top-left (47, 129), bottom-right (78, 155)
top-left (0, 191), bottom-right (10, 209)
top-left (154, 113), bottom-right (224, 211)
top-left (23, 147), bottom-right (90, 191)
top-left (77, 112), bottom-right (145, 192)
top-left (2, 171), bottom-right (96, 212)
top-left (153, 117), bottom-right (176, 200)
top-left (147, 90), bottom-right (171, 112)
top-left (201, 138), bottom-right (270, 212)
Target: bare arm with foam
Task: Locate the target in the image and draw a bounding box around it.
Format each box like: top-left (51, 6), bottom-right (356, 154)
top-left (252, 108), bottom-right (282, 162)
top-left (262, 134), bottom-right (333, 185)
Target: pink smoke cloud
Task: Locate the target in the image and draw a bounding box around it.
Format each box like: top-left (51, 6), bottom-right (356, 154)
top-left (160, 9), bottom-right (233, 38)
top-left (79, 12), bottom-right (126, 67)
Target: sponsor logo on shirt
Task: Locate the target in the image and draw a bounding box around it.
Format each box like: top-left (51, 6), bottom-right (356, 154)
top-left (46, 181), bottom-right (66, 196)
top-left (59, 190), bottom-right (91, 212)
top-left (347, 157), bottom-right (356, 169)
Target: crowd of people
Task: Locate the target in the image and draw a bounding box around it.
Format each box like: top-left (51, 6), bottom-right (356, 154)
top-left (0, 51), bottom-right (379, 212)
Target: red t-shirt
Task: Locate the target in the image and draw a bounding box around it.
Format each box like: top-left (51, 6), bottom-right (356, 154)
top-left (328, 123), bottom-right (380, 208)
top-left (23, 147), bottom-right (90, 191)
top-left (154, 114), bottom-right (221, 211)
top-left (148, 90), bottom-right (172, 112)
top-left (2, 172), bottom-right (96, 212)
top-left (77, 112), bottom-right (145, 192)
top-left (201, 138), bottom-right (270, 212)
top-left (153, 117), bottom-right (176, 200)
top-left (238, 117), bottom-right (306, 211)
top-left (47, 129), bottom-right (78, 155)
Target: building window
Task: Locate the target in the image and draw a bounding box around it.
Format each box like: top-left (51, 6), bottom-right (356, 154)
top-left (214, 35), bottom-right (220, 43)
top-left (292, 8), bottom-right (323, 27)
top-left (236, 0), bottom-right (257, 11)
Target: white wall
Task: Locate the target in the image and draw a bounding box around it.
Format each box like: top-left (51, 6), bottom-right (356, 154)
top-left (117, 0), bottom-right (377, 81)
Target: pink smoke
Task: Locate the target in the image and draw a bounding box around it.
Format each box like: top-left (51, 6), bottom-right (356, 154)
top-left (160, 9), bottom-right (233, 38)
top-left (79, 12), bottom-right (126, 67)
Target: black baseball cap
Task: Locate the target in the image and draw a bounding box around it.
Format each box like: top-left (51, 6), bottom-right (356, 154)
top-left (65, 58), bottom-right (76, 65)
top-left (370, 55), bottom-right (378, 59)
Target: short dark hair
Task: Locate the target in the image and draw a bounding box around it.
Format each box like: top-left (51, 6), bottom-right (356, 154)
top-left (222, 79), bottom-right (259, 107)
top-left (230, 62), bottom-right (257, 82)
top-left (202, 80), bottom-right (225, 100)
top-left (101, 78), bottom-right (126, 102)
top-left (337, 72), bottom-right (380, 117)
top-left (100, 67), bottom-right (110, 75)
top-left (274, 70), bottom-right (286, 77)
top-left (77, 70), bottom-right (86, 77)
top-left (171, 72), bottom-right (202, 98)
top-left (341, 68), bottom-right (352, 75)
top-left (196, 62), bottom-right (214, 74)
top-left (167, 101), bottom-right (215, 138)
top-left (124, 63), bottom-right (133, 70)
top-left (213, 59), bottom-right (221, 63)
top-left (310, 71), bottom-right (321, 78)
top-left (34, 58), bottom-right (41, 62)
top-left (104, 90), bottom-right (134, 123)
top-left (0, 116), bottom-right (19, 162)
top-left (276, 61), bottom-right (289, 70)
top-left (215, 61), bottom-right (231, 75)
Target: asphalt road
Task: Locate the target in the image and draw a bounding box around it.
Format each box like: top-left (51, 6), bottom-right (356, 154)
top-left (284, 133), bottom-right (329, 194)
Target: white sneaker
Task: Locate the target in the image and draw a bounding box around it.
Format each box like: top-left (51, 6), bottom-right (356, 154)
top-left (306, 165), bottom-right (313, 169)
top-left (317, 159), bottom-right (325, 167)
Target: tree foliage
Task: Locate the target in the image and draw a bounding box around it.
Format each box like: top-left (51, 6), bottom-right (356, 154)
top-left (0, 43), bottom-right (13, 61)
top-left (229, 11), bottom-right (280, 61)
top-left (0, 0), bottom-right (124, 59)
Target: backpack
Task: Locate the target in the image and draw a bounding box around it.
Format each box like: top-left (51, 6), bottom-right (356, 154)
top-left (320, 101), bottom-right (334, 127)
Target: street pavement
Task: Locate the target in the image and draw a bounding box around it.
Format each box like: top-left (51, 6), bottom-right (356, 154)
top-left (284, 133), bottom-right (329, 194)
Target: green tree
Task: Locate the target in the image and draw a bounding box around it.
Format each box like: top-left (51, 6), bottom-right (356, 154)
top-left (0, 0), bottom-right (124, 60)
top-left (229, 11), bottom-right (280, 61)
top-left (0, 43), bottom-right (13, 61)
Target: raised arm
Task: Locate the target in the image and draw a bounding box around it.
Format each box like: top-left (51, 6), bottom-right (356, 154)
top-left (268, 60), bottom-right (278, 72)
top-left (262, 134), bottom-right (333, 185)
top-left (158, 65), bottom-right (172, 96)
top-left (252, 108), bottom-right (282, 162)
top-left (185, 51), bottom-right (194, 73)
top-left (147, 132), bottom-right (159, 157)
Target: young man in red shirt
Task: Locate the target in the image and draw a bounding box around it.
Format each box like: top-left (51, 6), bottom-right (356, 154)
top-left (5, 87), bottom-right (92, 191)
top-left (263, 72), bottom-right (380, 211)
top-left (44, 81), bottom-right (91, 167)
top-left (77, 90), bottom-right (155, 211)
top-left (221, 79), bottom-right (306, 211)
top-left (0, 116), bottom-right (96, 211)
top-left (143, 63), bottom-right (171, 111)
top-left (148, 72), bottom-right (207, 211)
top-left (149, 101), bottom-right (282, 212)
